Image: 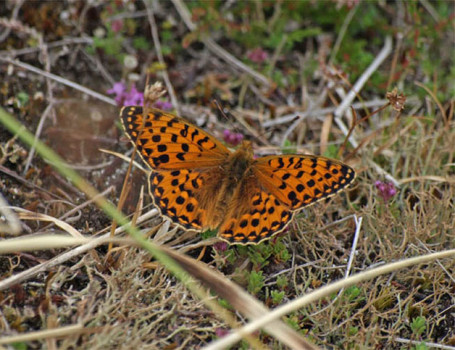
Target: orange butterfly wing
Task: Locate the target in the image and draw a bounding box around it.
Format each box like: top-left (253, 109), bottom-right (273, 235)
top-left (218, 188), bottom-right (293, 244)
top-left (120, 106), bottom-right (230, 170)
top-left (217, 155), bottom-right (355, 244)
top-left (120, 106), bottom-right (228, 231)
top-left (148, 169), bottom-right (209, 230)
top-left (253, 155), bottom-right (355, 210)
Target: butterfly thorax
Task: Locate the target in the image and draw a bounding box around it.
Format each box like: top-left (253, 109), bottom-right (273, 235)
top-left (223, 141), bottom-right (255, 182)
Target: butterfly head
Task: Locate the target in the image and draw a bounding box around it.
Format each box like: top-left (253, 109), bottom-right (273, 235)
top-left (238, 140), bottom-right (253, 155)
top-left (223, 140), bottom-right (255, 180)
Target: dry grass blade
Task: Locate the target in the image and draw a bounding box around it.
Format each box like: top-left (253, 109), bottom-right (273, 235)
top-left (207, 249), bottom-right (455, 349)
top-left (0, 232), bottom-right (112, 291)
top-left (0, 324), bottom-right (87, 345)
top-left (398, 175), bottom-right (455, 184)
top-left (0, 235), bottom-right (82, 254)
top-left (0, 234), bottom-right (135, 255)
top-left (0, 232), bottom-right (313, 348)
top-left (9, 207), bottom-right (84, 238)
top-left (160, 246), bottom-right (319, 350)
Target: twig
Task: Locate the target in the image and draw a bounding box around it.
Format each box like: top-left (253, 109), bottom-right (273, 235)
top-left (0, 164), bottom-right (61, 200)
top-left (394, 337), bottom-right (455, 350)
top-left (331, 36), bottom-right (400, 186)
top-left (81, 49), bottom-right (116, 86)
top-left (386, 32), bottom-right (403, 90)
top-left (0, 37), bottom-right (93, 57)
top-left (143, 0), bottom-right (179, 112)
top-left (344, 215), bottom-right (362, 280)
top-left (328, 5), bottom-right (358, 64)
top-left (418, 0), bottom-right (441, 22)
top-left (0, 57), bottom-right (116, 105)
top-left (306, 215), bottom-right (362, 318)
top-left (0, 0), bottom-right (26, 42)
top-left (333, 36), bottom-right (393, 144)
top-left (23, 102), bottom-right (54, 174)
top-left (280, 113), bottom-right (308, 148)
top-left (367, 159), bottom-right (400, 187)
top-left (263, 99), bottom-right (388, 128)
top-left (171, 0), bottom-right (270, 87)
top-left (57, 186), bottom-right (115, 222)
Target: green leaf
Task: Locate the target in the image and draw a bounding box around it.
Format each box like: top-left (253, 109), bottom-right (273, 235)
top-left (276, 275), bottom-right (288, 289)
top-left (271, 290), bottom-right (285, 304)
top-left (201, 228), bottom-right (217, 240)
top-left (133, 36), bottom-right (151, 50)
top-left (248, 271), bottom-right (264, 295)
top-left (16, 92), bottom-right (29, 107)
top-left (411, 343), bottom-right (429, 350)
top-left (12, 343), bottom-right (27, 350)
top-left (347, 326), bottom-right (358, 336)
top-left (411, 316), bottom-right (426, 336)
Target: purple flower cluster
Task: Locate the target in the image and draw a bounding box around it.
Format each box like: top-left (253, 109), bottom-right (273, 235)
top-left (111, 19), bottom-right (123, 33)
top-left (107, 82), bottom-right (172, 110)
top-left (375, 181), bottom-right (397, 202)
top-left (107, 82), bottom-right (143, 106)
top-left (223, 129), bottom-right (244, 146)
top-left (213, 241), bottom-right (228, 252)
top-left (247, 48), bottom-right (268, 63)
top-left (215, 327), bottom-right (229, 337)
top-left (153, 100), bottom-right (173, 111)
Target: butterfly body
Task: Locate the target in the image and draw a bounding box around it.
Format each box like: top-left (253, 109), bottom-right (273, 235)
top-left (121, 106), bottom-right (355, 245)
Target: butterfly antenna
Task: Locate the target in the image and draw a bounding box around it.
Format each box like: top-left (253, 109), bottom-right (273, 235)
top-left (212, 99), bottom-right (247, 137)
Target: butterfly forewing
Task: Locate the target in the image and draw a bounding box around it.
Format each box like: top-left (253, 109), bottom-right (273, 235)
top-left (253, 155), bottom-right (355, 210)
top-left (120, 106), bottom-right (230, 170)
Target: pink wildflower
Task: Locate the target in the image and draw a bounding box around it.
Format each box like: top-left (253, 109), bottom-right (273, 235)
top-left (111, 19), bottom-right (123, 33)
top-left (215, 327), bottom-right (229, 337)
top-left (107, 82), bottom-right (144, 107)
top-left (214, 241), bottom-right (228, 252)
top-left (247, 48), bottom-right (268, 63)
top-left (375, 181), bottom-right (397, 202)
top-left (223, 130), bottom-right (244, 146)
top-left (154, 100), bottom-right (173, 111)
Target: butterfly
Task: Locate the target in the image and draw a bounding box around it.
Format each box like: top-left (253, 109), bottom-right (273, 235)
top-left (120, 106), bottom-right (355, 245)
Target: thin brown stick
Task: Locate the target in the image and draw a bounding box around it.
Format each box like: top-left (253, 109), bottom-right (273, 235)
top-left (414, 81), bottom-right (448, 127)
top-left (171, 0), bottom-right (270, 87)
top-left (0, 57), bottom-right (116, 105)
top-left (143, 0), bottom-right (179, 112)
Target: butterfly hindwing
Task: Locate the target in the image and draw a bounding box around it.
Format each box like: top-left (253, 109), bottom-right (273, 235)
top-left (149, 169), bottom-right (208, 230)
top-left (120, 106), bottom-right (230, 170)
top-left (219, 190), bottom-right (293, 244)
top-left (253, 155), bottom-right (355, 210)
